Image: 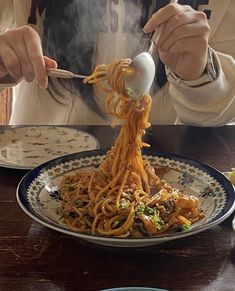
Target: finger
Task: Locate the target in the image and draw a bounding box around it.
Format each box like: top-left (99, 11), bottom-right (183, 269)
top-left (144, 4), bottom-right (193, 33)
top-left (157, 11), bottom-right (209, 49)
top-left (159, 22), bottom-right (209, 52)
top-left (0, 59), bottom-right (8, 78)
top-left (161, 36), bottom-right (208, 79)
top-left (22, 26), bottom-right (48, 88)
top-left (162, 36), bottom-right (207, 54)
top-left (44, 56), bottom-right (58, 69)
top-left (6, 32), bottom-right (36, 83)
top-left (0, 43), bottom-right (21, 79)
top-left (0, 68), bottom-right (7, 79)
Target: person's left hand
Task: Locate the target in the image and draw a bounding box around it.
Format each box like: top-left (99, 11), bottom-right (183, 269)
top-left (144, 3), bottom-right (211, 81)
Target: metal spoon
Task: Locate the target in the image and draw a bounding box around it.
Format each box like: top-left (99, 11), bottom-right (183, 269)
top-left (124, 0), bottom-right (178, 100)
top-left (124, 52), bottom-right (156, 100)
top-left (124, 28), bottom-right (160, 100)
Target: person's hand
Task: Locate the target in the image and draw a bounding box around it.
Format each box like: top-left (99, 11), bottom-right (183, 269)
top-left (144, 3), bottom-right (211, 81)
top-left (0, 25), bottom-right (57, 88)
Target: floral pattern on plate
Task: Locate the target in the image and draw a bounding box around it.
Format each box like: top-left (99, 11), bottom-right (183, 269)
top-left (16, 150), bottom-right (235, 247)
top-left (0, 126), bottom-right (99, 169)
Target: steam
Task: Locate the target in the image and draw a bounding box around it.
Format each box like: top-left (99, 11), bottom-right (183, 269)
top-left (50, 0), bottom-right (155, 74)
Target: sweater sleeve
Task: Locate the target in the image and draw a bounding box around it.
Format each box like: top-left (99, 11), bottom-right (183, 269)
top-left (167, 2), bottom-right (235, 127)
top-left (168, 51), bottom-right (235, 126)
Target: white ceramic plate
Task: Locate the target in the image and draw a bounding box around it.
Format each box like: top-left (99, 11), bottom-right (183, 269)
top-left (16, 149), bottom-right (235, 247)
top-left (0, 126), bottom-right (99, 169)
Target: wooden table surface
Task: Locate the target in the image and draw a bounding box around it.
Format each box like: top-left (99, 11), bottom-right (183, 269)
top-left (0, 125), bottom-right (235, 291)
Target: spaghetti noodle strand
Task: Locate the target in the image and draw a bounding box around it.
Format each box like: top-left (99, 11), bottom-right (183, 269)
top-left (59, 58), bottom-right (204, 237)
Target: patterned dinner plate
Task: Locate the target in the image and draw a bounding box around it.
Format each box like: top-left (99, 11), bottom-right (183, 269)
top-left (16, 149), bottom-right (235, 247)
top-left (0, 126), bottom-right (99, 169)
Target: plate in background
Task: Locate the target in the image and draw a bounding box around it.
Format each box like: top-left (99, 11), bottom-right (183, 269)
top-left (0, 126), bottom-right (99, 170)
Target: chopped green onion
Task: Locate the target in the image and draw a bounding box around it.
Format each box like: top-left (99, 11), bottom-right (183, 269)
top-left (75, 200), bottom-right (85, 208)
top-left (119, 200), bottom-right (130, 209)
top-left (145, 206), bottom-right (155, 215)
top-left (137, 203), bottom-right (145, 215)
top-left (182, 224), bottom-right (190, 231)
top-left (152, 214), bottom-right (165, 230)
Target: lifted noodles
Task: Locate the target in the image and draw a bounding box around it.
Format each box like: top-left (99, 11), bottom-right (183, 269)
top-left (59, 58), bottom-right (204, 238)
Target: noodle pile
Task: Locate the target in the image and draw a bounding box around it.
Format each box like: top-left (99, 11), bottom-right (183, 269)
top-left (59, 59), bottom-right (204, 237)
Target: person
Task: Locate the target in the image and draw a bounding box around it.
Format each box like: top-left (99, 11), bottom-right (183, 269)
top-left (0, 0), bottom-right (234, 126)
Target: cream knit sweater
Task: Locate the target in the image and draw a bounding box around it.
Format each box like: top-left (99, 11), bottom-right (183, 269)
top-left (0, 0), bottom-right (235, 126)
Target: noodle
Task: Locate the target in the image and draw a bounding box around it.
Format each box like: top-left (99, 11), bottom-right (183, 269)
top-left (59, 58), bottom-right (204, 237)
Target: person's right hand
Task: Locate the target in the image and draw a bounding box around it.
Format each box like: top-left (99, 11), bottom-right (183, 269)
top-left (0, 25), bottom-right (57, 89)
top-left (144, 3), bottom-right (211, 81)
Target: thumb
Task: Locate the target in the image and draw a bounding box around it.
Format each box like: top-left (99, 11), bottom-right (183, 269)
top-left (44, 56), bottom-right (58, 69)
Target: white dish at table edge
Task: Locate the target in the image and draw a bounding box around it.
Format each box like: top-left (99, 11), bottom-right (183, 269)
top-left (0, 126), bottom-right (99, 170)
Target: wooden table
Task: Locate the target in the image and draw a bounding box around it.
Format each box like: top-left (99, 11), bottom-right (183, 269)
top-left (0, 125), bottom-right (235, 291)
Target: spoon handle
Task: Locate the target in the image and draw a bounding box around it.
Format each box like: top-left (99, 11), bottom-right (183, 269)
top-left (148, 25), bottom-right (164, 55)
top-left (148, 0), bottom-right (178, 55)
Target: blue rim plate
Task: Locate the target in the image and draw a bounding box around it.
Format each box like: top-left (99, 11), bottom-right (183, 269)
top-left (16, 149), bottom-right (235, 247)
